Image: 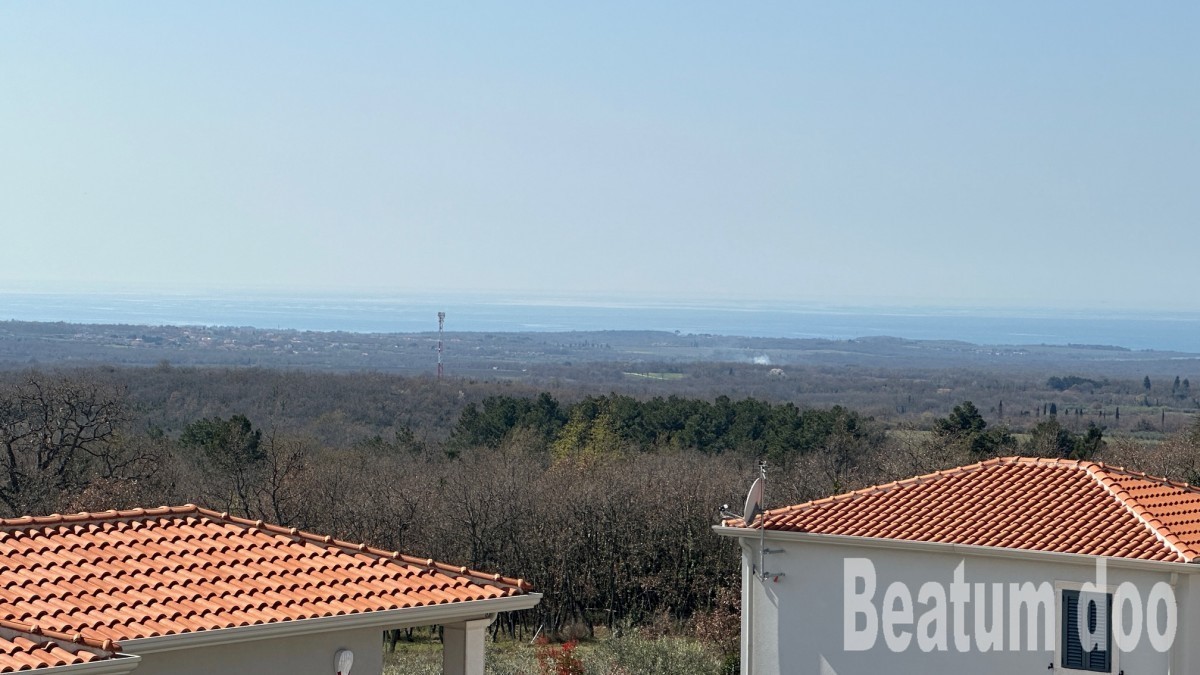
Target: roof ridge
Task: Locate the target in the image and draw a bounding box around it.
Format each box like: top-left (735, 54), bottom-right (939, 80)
top-left (192, 507), bottom-right (534, 593)
top-left (0, 505), bottom-right (536, 644)
top-left (1083, 459), bottom-right (1200, 493)
top-left (0, 505), bottom-right (200, 531)
top-left (726, 455), bottom-right (1200, 564)
top-left (1079, 462), bottom-right (1200, 563)
top-left (736, 456), bottom-right (1200, 534)
top-left (745, 456), bottom-right (1016, 526)
top-left (0, 504), bottom-right (534, 593)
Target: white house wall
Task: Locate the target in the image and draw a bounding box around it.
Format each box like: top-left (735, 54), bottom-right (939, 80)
top-left (741, 535), bottom-right (1186, 675)
top-left (1174, 567), bottom-right (1200, 674)
top-left (128, 627), bottom-right (384, 675)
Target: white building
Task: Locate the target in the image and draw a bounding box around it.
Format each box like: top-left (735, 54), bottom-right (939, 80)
top-left (715, 456), bottom-right (1200, 674)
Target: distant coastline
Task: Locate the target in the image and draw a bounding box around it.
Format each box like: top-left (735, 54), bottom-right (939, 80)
top-left (1, 291), bottom-right (1197, 353)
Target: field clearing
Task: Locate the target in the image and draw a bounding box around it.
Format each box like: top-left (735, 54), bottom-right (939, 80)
top-left (885, 429), bottom-right (934, 443)
top-left (623, 371), bottom-right (686, 380)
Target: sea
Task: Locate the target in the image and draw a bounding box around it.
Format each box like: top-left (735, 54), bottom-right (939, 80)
top-left (0, 291), bottom-right (1197, 354)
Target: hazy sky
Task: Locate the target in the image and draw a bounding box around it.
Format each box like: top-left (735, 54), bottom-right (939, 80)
top-left (1, 2), bottom-right (1196, 309)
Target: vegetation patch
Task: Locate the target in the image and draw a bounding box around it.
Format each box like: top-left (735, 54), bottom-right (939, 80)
top-left (623, 372), bottom-right (686, 380)
top-left (0, 364), bottom-right (1196, 665)
top-left (385, 632), bottom-right (728, 675)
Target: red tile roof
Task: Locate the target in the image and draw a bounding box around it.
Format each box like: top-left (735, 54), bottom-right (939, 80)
top-left (728, 457), bottom-right (1200, 563)
top-left (0, 505), bottom-right (532, 649)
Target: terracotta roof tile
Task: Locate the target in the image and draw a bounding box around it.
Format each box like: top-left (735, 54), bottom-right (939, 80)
top-left (0, 506), bottom-right (532, 649)
top-left (0, 619), bottom-right (119, 671)
top-left (726, 456), bottom-right (1200, 564)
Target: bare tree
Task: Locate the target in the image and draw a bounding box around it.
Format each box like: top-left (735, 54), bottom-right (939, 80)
top-left (0, 375), bottom-right (127, 515)
top-left (251, 429), bottom-right (312, 526)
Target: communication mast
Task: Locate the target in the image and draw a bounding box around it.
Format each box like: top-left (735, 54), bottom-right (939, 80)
top-left (437, 312), bottom-right (445, 380)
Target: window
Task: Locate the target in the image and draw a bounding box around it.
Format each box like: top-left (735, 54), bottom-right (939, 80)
top-left (1060, 589), bottom-right (1112, 672)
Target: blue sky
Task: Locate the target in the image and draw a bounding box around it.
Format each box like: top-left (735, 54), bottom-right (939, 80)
top-left (1, 2), bottom-right (1196, 309)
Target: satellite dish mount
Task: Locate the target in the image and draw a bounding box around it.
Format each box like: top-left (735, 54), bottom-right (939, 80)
top-left (750, 461), bottom-right (785, 582)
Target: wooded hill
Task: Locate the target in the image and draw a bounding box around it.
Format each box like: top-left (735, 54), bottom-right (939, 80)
top-left (0, 365), bottom-right (1198, 661)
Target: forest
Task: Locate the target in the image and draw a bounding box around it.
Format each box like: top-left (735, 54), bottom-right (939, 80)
top-left (1, 362), bottom-right (1200, 673)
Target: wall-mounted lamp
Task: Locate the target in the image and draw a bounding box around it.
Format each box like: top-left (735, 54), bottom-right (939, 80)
top-left (334, 649), bottom-right (354, 675)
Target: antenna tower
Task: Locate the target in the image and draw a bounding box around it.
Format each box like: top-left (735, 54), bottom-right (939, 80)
top-left (436, 312), bottom-right (445, 380)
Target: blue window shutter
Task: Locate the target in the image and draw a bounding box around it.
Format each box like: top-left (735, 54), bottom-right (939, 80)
top-left (1084, 595), bottom-right (1112, 672)
top-left (1062, 590), bottom-right (1085, 668)
top-left (1062, 589), bottom-right (1112, 673)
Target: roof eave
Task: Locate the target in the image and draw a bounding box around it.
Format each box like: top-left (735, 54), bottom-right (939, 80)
top-left (33, 654), bottom-right (141, 675)
top-left (120, 593), bottom-right (543, 655)
top-left (712, 525), bottom-right (1200, 574)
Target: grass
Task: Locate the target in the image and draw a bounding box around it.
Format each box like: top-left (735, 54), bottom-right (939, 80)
top-left (384, 640), bottom-right (537, 675)
top-left (384, 632), bottom-right (730, 675)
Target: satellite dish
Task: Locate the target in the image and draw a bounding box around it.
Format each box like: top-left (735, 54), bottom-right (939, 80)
top-left (335, 649), bottom-right (354, 675)
top-left (743, 476), bottom-right (764, 526)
